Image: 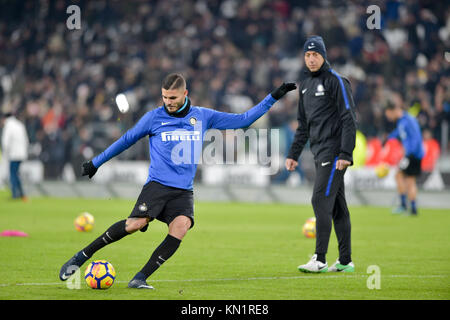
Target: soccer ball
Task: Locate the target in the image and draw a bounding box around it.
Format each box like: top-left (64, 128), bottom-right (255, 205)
top-left (84, 260), bottom-right (116, 289)
top-left (74, 212), bottom-right (94, 232)
top-left (302, 217), bottom-right (316, 239)
top-left (375, 163), bottom-right (389, 178)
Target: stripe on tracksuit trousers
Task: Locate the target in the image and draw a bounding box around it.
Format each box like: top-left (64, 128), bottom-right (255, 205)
top-left (311, 157), bottom-right (351, 261)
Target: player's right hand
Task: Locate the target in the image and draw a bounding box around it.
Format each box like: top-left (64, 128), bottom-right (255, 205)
top-left (285, 158), bottom-right (298, 171)
top-left (82, 160), bottom-right (98, 179)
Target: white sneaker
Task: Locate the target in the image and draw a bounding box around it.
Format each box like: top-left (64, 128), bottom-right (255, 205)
top-left (328, 260), bottom-right (355, 272)
top-left (298, 254), bottom-right (328, 273)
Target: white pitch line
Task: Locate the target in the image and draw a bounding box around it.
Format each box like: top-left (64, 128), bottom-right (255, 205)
top-left (0, 274), bottom-right (447, 288)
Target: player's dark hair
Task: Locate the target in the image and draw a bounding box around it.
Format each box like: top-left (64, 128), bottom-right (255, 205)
top-left (162, 73), bottom-right (186, 90)
top-left (385, 92), bottom-right (404, 110)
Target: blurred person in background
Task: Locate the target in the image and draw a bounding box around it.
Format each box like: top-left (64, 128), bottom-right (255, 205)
top-left (384, 92), bottom-right (424, 216)
top-left (1, 112), bottom-right (29, 201)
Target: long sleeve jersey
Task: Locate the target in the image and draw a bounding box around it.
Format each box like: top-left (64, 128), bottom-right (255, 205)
top-left (92, 94), bottom-right (277, 190)
top-left (387, 111), bottom-right (424, 159)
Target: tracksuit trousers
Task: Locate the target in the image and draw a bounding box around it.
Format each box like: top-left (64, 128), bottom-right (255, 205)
top-left (311, 157), bottom-right (352, 261)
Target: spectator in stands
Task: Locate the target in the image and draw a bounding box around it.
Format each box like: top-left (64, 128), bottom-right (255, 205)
top-left (0, 0), bottom-right (447, 183)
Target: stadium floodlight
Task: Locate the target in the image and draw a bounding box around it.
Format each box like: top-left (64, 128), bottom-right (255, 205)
top-left (115, 93), bottom-right (130, 113)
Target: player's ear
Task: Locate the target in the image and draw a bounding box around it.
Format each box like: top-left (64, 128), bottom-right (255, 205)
top-left (184, 89), bottom-right (188, 98)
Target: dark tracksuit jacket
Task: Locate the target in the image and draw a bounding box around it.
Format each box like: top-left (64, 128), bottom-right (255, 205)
top-left (288, 61), bottom-right (357, 259)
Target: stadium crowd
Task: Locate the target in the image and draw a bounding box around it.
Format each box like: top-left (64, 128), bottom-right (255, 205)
top-left (0, 0), bottom-right (448, 180)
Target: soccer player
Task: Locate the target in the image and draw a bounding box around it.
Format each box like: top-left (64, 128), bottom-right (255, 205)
top-left (285, 36), bottom-right (357, 273)
top-left (384, 93), bottom-right (424, 216)
top-left (59, 73), bottom-right (296, 289)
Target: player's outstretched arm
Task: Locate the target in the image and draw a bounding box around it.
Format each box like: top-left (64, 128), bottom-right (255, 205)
top-left (207, 82), bottom-right (297, 130)
top-left (81, 111), bottom-right (155, 179)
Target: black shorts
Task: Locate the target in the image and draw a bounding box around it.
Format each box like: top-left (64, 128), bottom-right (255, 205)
top-left (399, 155), bottom-right (422, 177)
top-left (129, 181), bottom-right (194, 228)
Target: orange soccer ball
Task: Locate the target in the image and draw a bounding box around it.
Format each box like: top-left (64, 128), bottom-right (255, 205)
top-left (302, 217), bottom-right (316, 239)
top-left (74, 212), bottom-right (95, 232)
top-left (375, 163), bottom-right (390, 178)
top-left (84, 260), bottom-right (116, 289)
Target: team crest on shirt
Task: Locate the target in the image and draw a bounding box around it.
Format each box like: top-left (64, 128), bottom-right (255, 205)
top-left (139, 203), bottom-right (148, 212)
top-left (315, 84), bottom-right (325, 96)
top-left (189, 117), bottom-right (197, 125)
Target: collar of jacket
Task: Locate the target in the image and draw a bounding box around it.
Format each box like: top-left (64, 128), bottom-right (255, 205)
top-left (304, 60), bottom-right (331, 78)
top-left (163, 97), bottom-right (191, 118)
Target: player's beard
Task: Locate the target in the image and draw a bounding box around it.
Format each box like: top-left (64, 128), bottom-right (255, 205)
top-left (165, 100), bottom-right (184, 113)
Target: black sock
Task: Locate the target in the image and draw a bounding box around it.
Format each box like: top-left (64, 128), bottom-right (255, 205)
top-left (316, 253), bottom-right (326, 264)
top-left (400, 194), bottom-right (407, 208)
top-left (82, 219), bottom-right (129, 258)
top-left (139, 234), bottom-right (181, 279)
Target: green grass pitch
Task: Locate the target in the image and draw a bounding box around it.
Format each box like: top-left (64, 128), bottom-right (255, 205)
top-left (0, 190), bottom-right (449, 300)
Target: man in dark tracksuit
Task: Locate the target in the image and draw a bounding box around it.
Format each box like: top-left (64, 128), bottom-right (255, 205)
top-left (286, 36), bottom-right (357, 273)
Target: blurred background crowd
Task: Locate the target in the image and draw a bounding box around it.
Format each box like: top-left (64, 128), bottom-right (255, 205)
top-left (0, 0), bottom-right (449, 181)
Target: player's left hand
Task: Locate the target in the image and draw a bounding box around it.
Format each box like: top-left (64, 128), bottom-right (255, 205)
top-left (82, 160), bottom-right (98, 179)
top-left (336, 159), bottom-right (351, 171)
top-left (270, 82), bottom-right (297, 100)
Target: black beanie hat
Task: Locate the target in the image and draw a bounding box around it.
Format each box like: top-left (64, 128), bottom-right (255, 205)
top-left (303, 35), bottom-right (327, 60)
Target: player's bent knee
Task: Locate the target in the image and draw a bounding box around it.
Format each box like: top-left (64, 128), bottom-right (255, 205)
top-left (169, 216), bottom-right (191, 240)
